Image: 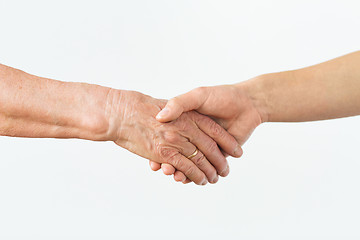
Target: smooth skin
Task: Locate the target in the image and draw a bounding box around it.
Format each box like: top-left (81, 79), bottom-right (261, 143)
top-left (152, 51), bottom-right (360, 183)
top-left (0, 64), bottom-right (242, 185)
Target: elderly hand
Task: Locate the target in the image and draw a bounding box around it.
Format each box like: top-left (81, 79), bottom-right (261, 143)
top-left (151, 82), bottom-right (266, 183)
top-left (105, 89), bottom-right (242, 185)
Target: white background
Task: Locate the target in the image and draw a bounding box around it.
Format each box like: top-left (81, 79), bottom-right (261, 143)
top-left (0, 0), bottom-right (360, 239)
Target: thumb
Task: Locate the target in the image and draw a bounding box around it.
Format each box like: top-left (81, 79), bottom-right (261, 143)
top-left (156, 87), bottom-right (208, 122)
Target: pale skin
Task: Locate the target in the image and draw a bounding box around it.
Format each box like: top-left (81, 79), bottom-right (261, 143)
top-left (0, 64), bottom-right (243, 185)
top-left (152, 51), bottom-right (360, 183)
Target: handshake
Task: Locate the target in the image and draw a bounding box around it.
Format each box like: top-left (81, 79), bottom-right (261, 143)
top-left (108, 82), bottom-right (264, 185)
top-left (107, 51), bottom-right (360, 185)
top-left (1, 51), bottom-right (358, 185)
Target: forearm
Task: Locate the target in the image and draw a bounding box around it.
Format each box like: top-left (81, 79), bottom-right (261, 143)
top-left (0, 64), bottom-right (111, 140)
top-left (240, 51), bottom-right (360, 122)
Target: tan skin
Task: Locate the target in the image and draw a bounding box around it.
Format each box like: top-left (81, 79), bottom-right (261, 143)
top-left (152, 51), bottom-right (360, 183)
top-left (0, 64), bottom-right (242, 185)
top-left (109, 90), bottom-right (242, 184)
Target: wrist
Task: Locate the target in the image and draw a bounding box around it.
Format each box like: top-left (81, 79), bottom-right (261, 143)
top-left (102, 89), bottom-right (146, 143)
top-left (103, 88), bottom-right (127, 142)
top-left (234, 74), bottom-right (271, 123)
top-left (236, 71), bottom-right (298, 123)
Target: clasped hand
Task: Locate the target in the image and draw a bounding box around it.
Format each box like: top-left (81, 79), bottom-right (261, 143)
top-left (107, 84), bottom-right (263, 185)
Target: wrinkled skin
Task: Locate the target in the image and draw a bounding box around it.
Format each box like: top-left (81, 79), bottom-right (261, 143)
top-left (106, 89), bottom-right (240, 185)
top-left (151, 84), bottom-right (263, 183)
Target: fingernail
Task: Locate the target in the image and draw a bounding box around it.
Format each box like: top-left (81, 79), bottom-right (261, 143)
top-left (201, 179), bottom-right (208, 185)
top-left (156, 107), bottom-right (169, 119)
top-left (221, 164), bottom-right (229, 177)
top-left (234, 145), bottom-right (243, 158)
top-left (212, 175), bottom-right (219, 184)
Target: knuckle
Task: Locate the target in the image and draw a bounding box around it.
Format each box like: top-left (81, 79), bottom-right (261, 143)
top-left (184, 166), bottom-right (195, 178)
top-left (194, 86), bottom-right (207, 95)
top-left (194, 153), bottom-right (206, 167)
top-left (209, 120), bottom-right (224, 138)
top-left (169, 97), bottom-right (182, 110)
top-left (207, 140), bottom-right (219, 153)
top-left (156, 144), bottom-right (177, 161)
top-left (177, 116), bottom-right (193, 133)
top-left (169, 97), bottom-right (179, 105)
top-left (163, 131), bottom-right (179, 144)
top-left (169, 156), bottom-right (183, 169)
